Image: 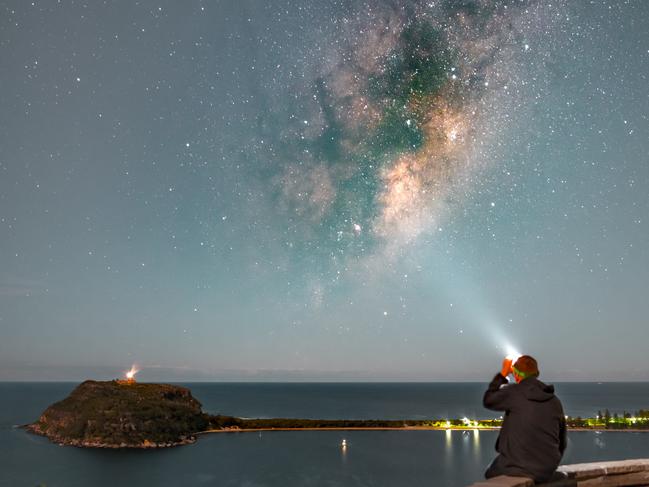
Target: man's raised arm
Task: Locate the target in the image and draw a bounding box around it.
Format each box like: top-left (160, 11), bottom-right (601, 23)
top-left (483, 358), bottom-right (513, 411)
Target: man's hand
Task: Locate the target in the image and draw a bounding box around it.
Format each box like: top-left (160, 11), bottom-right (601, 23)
top-left (501, 357), bottom-right (513, 377)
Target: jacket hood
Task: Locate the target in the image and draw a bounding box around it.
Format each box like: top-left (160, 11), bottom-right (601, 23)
top-left (519, 377), bottom-right (555, 402)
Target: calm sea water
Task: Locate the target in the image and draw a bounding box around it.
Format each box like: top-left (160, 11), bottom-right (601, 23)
top-left (1, 382), bottom-right (648, 487)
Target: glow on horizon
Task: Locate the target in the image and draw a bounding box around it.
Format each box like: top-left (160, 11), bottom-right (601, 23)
top-left (125, 365), bottom-right (139, 380)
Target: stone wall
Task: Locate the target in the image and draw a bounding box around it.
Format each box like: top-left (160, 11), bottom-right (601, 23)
top-left (468, 458), bottom-right (649, 486)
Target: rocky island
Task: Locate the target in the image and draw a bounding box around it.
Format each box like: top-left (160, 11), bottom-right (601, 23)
top-left (27, 380), bottom-right (208, 448)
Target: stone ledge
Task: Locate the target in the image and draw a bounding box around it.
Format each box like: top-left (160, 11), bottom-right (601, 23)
top-left (576, 471), bottom-right (649, 487)
top-left (559, 459), bottom-right (649, 480)
top-left (468, 459), bottom-right (649, 487)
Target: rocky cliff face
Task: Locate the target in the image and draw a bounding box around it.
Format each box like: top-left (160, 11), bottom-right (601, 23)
top-left (27, 380), bottom-right (209, 448)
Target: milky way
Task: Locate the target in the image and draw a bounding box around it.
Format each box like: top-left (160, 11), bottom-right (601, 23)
top-left (270, 1), bottom-right (559, 263)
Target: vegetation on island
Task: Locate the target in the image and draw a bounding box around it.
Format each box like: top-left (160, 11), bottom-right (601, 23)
top-left (28, 380), bottom-right (208, 448)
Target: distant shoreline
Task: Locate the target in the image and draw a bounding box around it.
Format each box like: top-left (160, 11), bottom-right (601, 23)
top-left (198, 426), bottom-right (649, 434)
top-left (4, 380), bottom-right (649, 384)
top-left (25, 380), bottom-right (649, 449)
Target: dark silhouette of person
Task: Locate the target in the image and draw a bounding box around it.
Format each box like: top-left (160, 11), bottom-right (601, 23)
top-left (483, 355), bottom-right (567, 483)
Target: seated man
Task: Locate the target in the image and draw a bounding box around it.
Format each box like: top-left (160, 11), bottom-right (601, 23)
top-left (483, 355), bottom-right (567, 483)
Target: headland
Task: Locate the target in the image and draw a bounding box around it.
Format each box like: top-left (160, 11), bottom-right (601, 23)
top-left (27, 380), bottom-right (208, 448)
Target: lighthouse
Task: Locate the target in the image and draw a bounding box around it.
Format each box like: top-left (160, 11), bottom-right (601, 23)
top-left (118, 365), bottom-right (139, 385)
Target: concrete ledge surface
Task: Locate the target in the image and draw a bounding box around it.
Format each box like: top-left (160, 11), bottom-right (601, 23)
top-left (468, 459), bottom-right (649, 487)
top-left (559, 459), bottom-right (649, 479)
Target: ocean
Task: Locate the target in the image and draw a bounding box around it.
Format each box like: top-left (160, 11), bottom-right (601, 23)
top-left (1, 382), bottom-right (648, 487)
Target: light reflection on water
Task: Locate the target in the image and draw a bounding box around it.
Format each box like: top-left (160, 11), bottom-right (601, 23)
top-left (473, 429), bottom-right (481, 459)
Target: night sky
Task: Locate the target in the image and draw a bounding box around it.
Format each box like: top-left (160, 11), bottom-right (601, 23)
top-left (1, 1), bottom-right (647, 381)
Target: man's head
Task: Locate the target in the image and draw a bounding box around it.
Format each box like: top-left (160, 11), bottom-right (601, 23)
top-left (512, 355), bottom-right (539, 383)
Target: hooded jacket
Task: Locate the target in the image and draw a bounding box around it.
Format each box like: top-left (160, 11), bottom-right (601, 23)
top-left (483, 373), bottom-right (567, 482)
